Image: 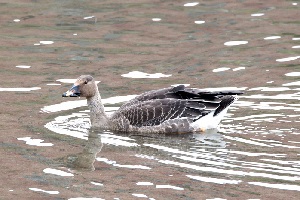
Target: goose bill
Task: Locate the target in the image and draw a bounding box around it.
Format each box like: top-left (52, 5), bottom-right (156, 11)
top-left (62, 85), bottom-right (80, 97)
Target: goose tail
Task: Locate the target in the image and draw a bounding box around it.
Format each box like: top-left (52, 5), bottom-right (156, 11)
top-left (191, 95), bottom-right (238, 131)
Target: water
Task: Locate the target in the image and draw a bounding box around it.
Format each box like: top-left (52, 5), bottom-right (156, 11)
top-left (1, 0), bottom-right (300, 199)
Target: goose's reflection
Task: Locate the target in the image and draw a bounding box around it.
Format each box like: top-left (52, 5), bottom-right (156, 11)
top-left (54, 118), bottom-right (225, 171)
top-left (63, 128), bottom-right (103, 171)
top-left (192, 129), bottom-right (227, 148)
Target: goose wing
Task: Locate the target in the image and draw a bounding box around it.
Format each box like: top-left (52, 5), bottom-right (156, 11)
top-left (112, 98), bottom-right (218, 127)
top-left (121, 85), bottom-right (243, 108)
top-left (113, 85), bottom-right (243, 127)
top-left (119, 85), bottom-right (186, 109)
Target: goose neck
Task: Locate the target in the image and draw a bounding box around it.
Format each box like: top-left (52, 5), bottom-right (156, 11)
top-left (87, 91), bottom-right (108, 128)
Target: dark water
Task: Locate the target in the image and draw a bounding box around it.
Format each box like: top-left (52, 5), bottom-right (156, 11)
top-left (1, 0), bottom-right (300, 199)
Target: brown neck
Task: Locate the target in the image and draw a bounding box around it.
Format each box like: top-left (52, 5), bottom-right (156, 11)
top-left (87, 90), bottom-right (108, 128)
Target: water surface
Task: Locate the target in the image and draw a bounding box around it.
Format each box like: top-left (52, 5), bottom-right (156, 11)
top-left (1, 0), bottom-right (300, 199)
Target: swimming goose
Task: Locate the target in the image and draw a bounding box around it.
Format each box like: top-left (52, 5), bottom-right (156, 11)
top-left (62, 75), bottom-right (243, 134)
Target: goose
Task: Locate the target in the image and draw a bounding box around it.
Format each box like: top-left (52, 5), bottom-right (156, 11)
top-left (62, 75), bottom-right (243, 134)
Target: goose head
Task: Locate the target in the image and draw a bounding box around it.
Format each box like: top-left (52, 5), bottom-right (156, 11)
top-left (62, 75), bottom-right (98, 98)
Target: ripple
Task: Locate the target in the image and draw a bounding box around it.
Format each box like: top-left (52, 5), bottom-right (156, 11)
top-left (248, 182), bottom-right (300, 191)
top-left (232, 67), bottom-right (245, 71)
top-left (285, 72), bottom-right (300, 76)
top-left (83, 16), bottom-right (95, 19)
top-left (47, 83), bottom-right (61, 86)
top-left (224, 41), bottom-right (248, 46)
top-left (69, 198), bottom-right (104, 200)
top-left (282, 81), bottom-right (300, 86)
top-left (17, 137), bottom-right (53, 146)
top-left (212, 67), bottom-right (230, 72)
top-left (136, 182), bottom-right (154, 186)
top-left (29, 188), bottom-right (59, 194)
top-left (39, 41), bottom-right (54, 45)
top-left (276, 56), bottom-right (300, 62)
top-left (184, 2), bottom-right (199, 7)
top-left (264, 36), bottom-right (281, 40)
top-left (194, 20), bottom-right (205, 24)
top-left (56, 79), bottom-right (77, 83)
top-left (186, 175), bottom-right (242, 184)
top-left (251, 13), bottom-right (265, 17)
top-left (155, 185), bottom-right (184, 190)
top-left (91, 181), bottom-right (104, 186)
top-left (0, 87), bottom-right (41, 92)
top-left (249, 87), bottom-right (290, 92)
top-left (121, 71), bottom-right (171, 78)
top-left (159, 160), bottom-right (300, 181)
top-left (16, 65), bottom-right (31, 69)
top-left (43, 168), bottom-right (74, 177)
top-left (132, 194), bottom-right (148, 198)
top-left (152, 18), bottom-right (161, 22)
top-left (96, 157), bottom-right (151, 169)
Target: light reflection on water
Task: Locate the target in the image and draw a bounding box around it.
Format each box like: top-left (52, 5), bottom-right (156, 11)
top-left (43, 84), bottom-right (300, 193)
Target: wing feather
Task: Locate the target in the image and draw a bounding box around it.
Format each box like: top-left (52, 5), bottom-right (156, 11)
top-left (112, 85), bottom-right (244, 127)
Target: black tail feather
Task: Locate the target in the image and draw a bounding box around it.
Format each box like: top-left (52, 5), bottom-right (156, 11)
top-left (213, 96), bottom-right (236, 116)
